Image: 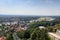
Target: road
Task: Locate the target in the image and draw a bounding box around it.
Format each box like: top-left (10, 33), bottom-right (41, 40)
top-left (48, 32), bottom-right (60, 40)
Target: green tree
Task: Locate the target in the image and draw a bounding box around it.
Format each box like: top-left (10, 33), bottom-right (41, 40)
top-left (24, 30), bottom-right (30, 40)
top-left (6, 32), bottom-right (14, 40)
top-left (17, 31), bottom-right (25, 39)
top-left (17, 30), bottom-right (30, 40)
top-left (56, 24), bottom-right (60, 29)
top-left (30, 28), bottom-right (50, 40)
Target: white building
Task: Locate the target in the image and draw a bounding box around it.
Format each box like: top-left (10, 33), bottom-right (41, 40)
top-left (56, 30), bottom-right (60, 36)
top-left (0, 24), bottom-right (2, 26)
top-left (39, 26), bottom-right (45, 29)
top-left (2, 21), bottom-right (18, 26)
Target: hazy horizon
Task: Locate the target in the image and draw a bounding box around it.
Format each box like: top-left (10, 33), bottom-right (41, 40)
top-left (0, 0), bottom-right (60, 16)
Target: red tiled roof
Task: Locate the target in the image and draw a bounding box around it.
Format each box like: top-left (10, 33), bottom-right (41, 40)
top-left (0, 36), bottom-right (6, 40)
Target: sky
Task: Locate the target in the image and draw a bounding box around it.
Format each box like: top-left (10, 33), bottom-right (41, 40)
top-left (0, 0), bottom-right (60, 16)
